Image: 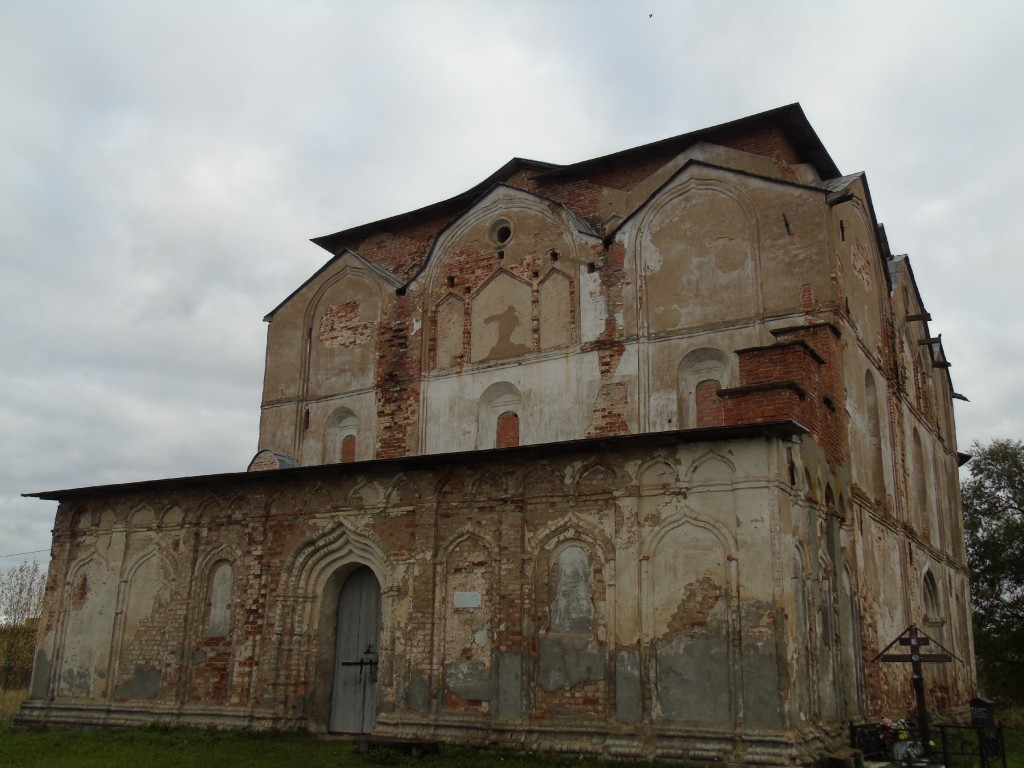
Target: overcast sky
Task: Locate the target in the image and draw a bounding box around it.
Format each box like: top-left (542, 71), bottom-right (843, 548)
top-left (2, 1), bottom-right (1022, 568)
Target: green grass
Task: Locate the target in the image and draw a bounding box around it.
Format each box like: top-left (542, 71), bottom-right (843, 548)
top-left (1, 692), bottom-right (1021, 768)
top-left (1006, 728), bottom-right (1024, 768)
top-left (0, 721), bottom-right (625, 768)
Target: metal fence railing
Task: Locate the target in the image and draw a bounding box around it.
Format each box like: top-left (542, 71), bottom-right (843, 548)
top-left (849, 721), bottom-right (1007, 768)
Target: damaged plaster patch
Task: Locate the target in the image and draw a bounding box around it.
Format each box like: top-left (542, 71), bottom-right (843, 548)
top-left (538, 635), bottom-right (605, 692)
top-left (668, 575), bottom-right (724, 630)
top-left (656, 598), bottom-right (730, 721)
top-left (30, 651), bottom-right (51, 699)
top-left (740, 598), bottom-right (784, 728)
top-left (444, 661), bottom-right (492, 701)
top-left (408, 674), bottom-right (430, 714)
top-left (319, 301), bottom-right (375, 348)
top-left (615, 651), bottom-right (642, 724)
top-left (113, 664), bottom-right (162, 700)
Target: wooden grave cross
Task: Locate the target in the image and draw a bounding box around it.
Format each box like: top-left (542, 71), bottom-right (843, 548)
top-left (873, 624), bottom-right (958, 757)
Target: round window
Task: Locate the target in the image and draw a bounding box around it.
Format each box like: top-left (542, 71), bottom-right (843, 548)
top-left (490, 219), bottom-right (513, 246)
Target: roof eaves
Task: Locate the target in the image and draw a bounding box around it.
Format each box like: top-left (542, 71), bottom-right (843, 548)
top-left (262, 248), bottom-right (402, 322)
top-left (398, 182), bottom-right (593, 292)
top-left (607, 157), bottom-right (832, 240)
top-left (23, 420), bottom-right (808, 501)
top-left (310, 158), bottom-right (561, 257)
top-left (536, 103), bottom-right (840, 182)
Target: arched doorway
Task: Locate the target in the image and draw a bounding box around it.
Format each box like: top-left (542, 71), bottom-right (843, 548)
top-left (329, 566), bottom-right (381, 733)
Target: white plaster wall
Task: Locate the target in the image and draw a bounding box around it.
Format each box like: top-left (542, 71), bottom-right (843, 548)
top-left (421, 350), bottom-right (606, 454)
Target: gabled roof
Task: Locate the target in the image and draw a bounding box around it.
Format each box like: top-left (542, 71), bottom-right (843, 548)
top-left (890, 253), bottom-right (958, 395)
top-left (401, 182), bottom-right (603, 291)
top-left (24, 421), bottom-right (808, 501)
top-left (310, 159), bottom-right (557, 257)
top-left (534, 103), bottom-right (840, 183)
top-left (263, 248), bottom-right (402, 322)
top-left (309, 104), bottom-right (839, 259)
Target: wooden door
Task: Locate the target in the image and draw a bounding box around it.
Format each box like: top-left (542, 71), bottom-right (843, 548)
top-left (329, 566), bottom-right (381, 733)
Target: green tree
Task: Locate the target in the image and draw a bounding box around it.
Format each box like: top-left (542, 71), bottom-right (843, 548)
top-left (0, 560), bottom-right (47, 691)
top-left (962, 438), bottom-right (1024, 701)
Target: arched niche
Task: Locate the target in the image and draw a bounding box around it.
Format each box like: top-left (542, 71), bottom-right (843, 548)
top-left (441, 535), bottom-right (495, 710)
top-left (538, 269), bottom-right (574, 350)
top-left (639, 458), bottom-right (678, 489)
top-left (476, 381), bottom-right (523, 449)
top-left (550, 545), bottom-right (591, 633)
top-left (638, 181), bottom-right (757, 333)
top-left (59, 557), bottom-right (117, 698)
top-left (836, 202), bottom-right (887, 355)
top-left (413, 188), bottom-right (587, 368)
top-left (324, 406), bottom-right (358, 464)
top-left (688, 449), bottom-right (735, 486)
top-left (207, 561), bottom-right (234, 637)
top-left (128, 504), bottom-right (156, 529)
top-left (307, 272), bottom-right (382, 398)
top-left (911, 428), bottom-right (930, 535)
top-left (434, 294), bottom-right (466, 369)
top-left (677, 348), bottom-right (730, 429)
top-left (115, 551), bottom-right (173, 700)
top-left (864, 369), bottom-right (886, 500)
top-left (647, 515), bottom-right (734, 723)
top-left (470, 271), bottom-right (533, 363)
top-left (530, 527), bottom-right (609, 708)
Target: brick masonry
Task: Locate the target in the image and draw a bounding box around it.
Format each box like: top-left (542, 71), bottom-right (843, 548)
top-left (21, 105), bottom-right (974, 763)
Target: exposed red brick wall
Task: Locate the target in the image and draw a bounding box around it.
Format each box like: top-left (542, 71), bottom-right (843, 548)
top-left (341, 435), bottom-right (356, 463)
top-left (375, 294), bottom-right (420, 459)
top-left (496, 411), bottom-right (520, 449)
top-left (720, 325), bottom-right (849, 469)
top-left (695, 379), bottom-right (725, 427)
top-left (188, 636), bottom-right (232, 705)
top-left (586, 382), bottom-right (630, 438)
top-left (716, 123), bottom-right (801, 166)
top-left (318, 301), bottom-right (374, 348)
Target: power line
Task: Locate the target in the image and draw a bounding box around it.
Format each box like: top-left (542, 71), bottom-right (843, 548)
top-left (0, 548), bottom-right (49, 559)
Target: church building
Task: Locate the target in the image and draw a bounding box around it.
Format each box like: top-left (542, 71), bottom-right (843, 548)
top-left (20, 104), bottom-right (975, 764)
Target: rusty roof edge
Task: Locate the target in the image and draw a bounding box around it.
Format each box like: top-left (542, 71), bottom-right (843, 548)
top-left (308, 105), bottom-right (839, 257)
top-left (23, 420), bottom-right (809, 501)
top-left (534, 103), bottom-right (840, 182)
top-left (309, 158), bottom-right (561, 255)
top-left (262, 248), bottom-right (402, 322)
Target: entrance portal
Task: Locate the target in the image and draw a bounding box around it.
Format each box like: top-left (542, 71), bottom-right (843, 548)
top-left (329, 566), bottom-right (381, 733)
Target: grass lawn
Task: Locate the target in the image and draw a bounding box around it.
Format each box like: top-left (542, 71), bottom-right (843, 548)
top-left (0, 723), bottom-right (642, 768)
top-left (2, 690), bottom-right (1022, 768)
top-left (1005, 728), bottom-right (1024, 768)
top-left (0, 725), bottom-right (637, 768)
top-left (0, 689), bottom-right (620, 768)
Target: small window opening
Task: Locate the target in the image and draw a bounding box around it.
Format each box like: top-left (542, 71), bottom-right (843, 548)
top-left (496, 225), bottom-right (512, 243)
top-left (447, 275), bottom-right (455, 288)
top-left (497, 250), bottom-right (505, 260)
top-left (587, 262), bottom-right (597, 273)
top-left (207, 562), bottom-right (233, 637)
top-left (549, 250), bottom-right (560, 261)
top-left (303, 409), bottom-right (310, 430)
top-left (341, 434), bottom-right (356, 463)
top-left (532, 270), bottom-right (540, 278)
top-left (496, 411), bottom-right (520, 449)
